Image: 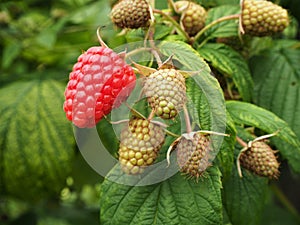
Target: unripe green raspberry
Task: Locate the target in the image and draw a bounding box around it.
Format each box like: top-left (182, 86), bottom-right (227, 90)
top-left (176, 133), bottom-right (212, 180)
top-left (242, 0), bottom-right (289, 36)
top-left (118, 118), bottom-right (165, 174)
top-left (143, 68), bottom-right (187, 119)
top-left (174, 1), bottom-right (207, 36)
top-left (239, 141), bottom-right (280, 179)
top-left (111, 0), bottom-right (150, 29)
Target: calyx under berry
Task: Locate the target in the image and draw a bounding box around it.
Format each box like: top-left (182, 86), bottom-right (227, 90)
top-left (167, 130), bottom-right (229, 181)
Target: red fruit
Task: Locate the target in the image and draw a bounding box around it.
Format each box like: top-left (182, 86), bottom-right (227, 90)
top-left (63, 46), bottom-right (136, 128)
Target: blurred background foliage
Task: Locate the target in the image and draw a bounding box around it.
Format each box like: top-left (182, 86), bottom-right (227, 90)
top-left (0, 0), bottom-right (300, 225)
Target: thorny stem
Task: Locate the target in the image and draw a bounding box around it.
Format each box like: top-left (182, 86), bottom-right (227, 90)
top-left (271, 184), bottom-right (300, 223)
top-left (148, 28), bottom-right (163, 67)
top-left (183, 105), bottom-right (192, 133)
top-left (193, 14), bottom-right (240, 45)
top-left (152, 9), bottom-right (189, 41)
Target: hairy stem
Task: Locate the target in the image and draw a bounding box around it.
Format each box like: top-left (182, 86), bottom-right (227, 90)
top-left (153, 9), bottom-right (189, 41)
top-left (193, 14), bottom-right (240, 45)
top-left (183, 105), bottom-right (192, 133)
top-left (236, 136), bottom-right (248, 147)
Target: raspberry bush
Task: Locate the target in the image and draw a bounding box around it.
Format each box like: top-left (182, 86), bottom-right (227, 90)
top-left (1, 0), bottom-right (300, 225)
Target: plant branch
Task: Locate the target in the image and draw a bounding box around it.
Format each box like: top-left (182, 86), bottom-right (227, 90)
top-left (152, 9), bottom-right (189, 41)
top-left (236, 136), bottom-right (248, 147)
top-left (193, 14), bottom-right (240, 45)
top-left (183, 105), bottom-right (192, 133)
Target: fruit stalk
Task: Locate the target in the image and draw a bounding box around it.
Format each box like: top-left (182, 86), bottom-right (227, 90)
top-left (152, 8), bottom-right (189, 41)
top-left (183, 105), bottom-right (192, 133)
top-left (192, 14), bottom-right (240, 45)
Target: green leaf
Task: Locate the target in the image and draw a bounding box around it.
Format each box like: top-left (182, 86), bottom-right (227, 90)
top-left (36, 29), bottom-right (57, 49)
top-left (199, 43), bottom-right (253, 101)
top-left (2, 42), bottom-right (22, 69)
top-left (100, 167), bottom-right (222, 225)
top-left (185, 77), bottom-right (212, 130)
top-left (216, 113), bottom-right (236, 179)
top-left (159, 40), bottom-right (210, 71)
top-left (154, 24), bottom-right (173, 40)
top-left (260, 199), bottom-right (300, 225)
top-left (226, 100), bottom-right (300, 173)
top-left (250, 48), bottom-right (300, 137)
top-left (203, 5), bottom-right (240, 41)
top-left (0, 79), bottom-right (75, 201)
top-left (223, 128), bottom-right (269, 225)
top-left (249, 48), bottom-right (300, 174)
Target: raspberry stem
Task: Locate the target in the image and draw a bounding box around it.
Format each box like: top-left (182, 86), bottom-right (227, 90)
top-left (153, 8), bottom-right (189, 41)
top-left (96, 26), bottom-right (109, 48)
top-left (147, 27), bottom-right (163, 67)
top-left (192, 14), bottom-right (240, 45)
top-left (124, 102), bottom-right (147, 120)
top-left (148, 109), bottom-right (156, 120)
top-left (252, 130), bottom-right (280, 143)
top-left (236, 136), bottom-right (249, 178)
top-left (236, 146), bottom-right (249, 178)
top-left (236, 136), bottom-right (248, 148)
top-left (183, 105), bottom-right (192, 133)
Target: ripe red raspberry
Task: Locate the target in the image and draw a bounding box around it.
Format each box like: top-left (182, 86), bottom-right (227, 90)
top-left (63, 46), bottom-right (136, 128)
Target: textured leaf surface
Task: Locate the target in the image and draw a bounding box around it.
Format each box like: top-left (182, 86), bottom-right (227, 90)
top-left (100, 167), bottom-right (222, 225)
top-left (216, 113), bottom-right (236, 179)
top-left (199, 43), bottom-right (253, 101)
top-left (0, 79), bottom-right (75, 201)
top-left (250, 48), bottom-right (300, 138)
top-left (159, 40), bottom-right (210, 72)
top-left (226, 101), bottom-right (300, 173)
top-left (223, 127), bottom-right (268, 225)
top-left (203, 5), bottom-right (240, 40)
